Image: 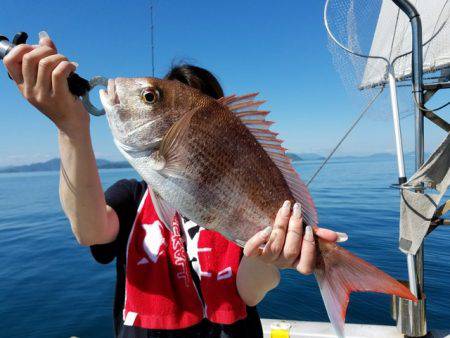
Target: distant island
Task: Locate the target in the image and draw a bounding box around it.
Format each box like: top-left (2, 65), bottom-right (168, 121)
top-left (0, 152), bottom-right (420, 174)
top-left (286, 152), bottom-right (303, 161)
top-left (291, 153), bottom-right (326, 161)
top-left (0, 158), bottom-right (131, 173)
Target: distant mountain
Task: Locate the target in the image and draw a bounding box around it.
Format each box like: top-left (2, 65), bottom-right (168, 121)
top-left (0, 150), bottom-right (427, 173)
top-left (368, 152), bottom-right (396, 159)
top-left (333, 155), bottom-right (360, 160)
top-left (288, 152), bottom-right (423, 162)
top-left (286, 153), bottom-right (302, 161)
top-left (0, 158), bottom-right (131, 173)
top-left (298, 153), bottom-right (326, 161)
top-left (331, 153), bottom-right (396, 161)
top-left (286, 152), bottom-right (326, 161)
top-left (336, 152), bottom-right (430, 161)
top-left (404, 151), bottom-right (430, 159)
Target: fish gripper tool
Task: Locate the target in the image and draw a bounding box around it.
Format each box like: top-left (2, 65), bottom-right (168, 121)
top-left (0, 31), bottom-right (106, 116)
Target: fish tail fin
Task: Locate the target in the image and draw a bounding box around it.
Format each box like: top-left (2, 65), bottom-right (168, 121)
top-left (315, 240), bottom-right (417, 338)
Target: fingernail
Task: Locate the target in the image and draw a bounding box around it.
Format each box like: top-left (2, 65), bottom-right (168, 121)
top-left (71, 61), bottom-right (79, 68)
top-left (336, 232), bottom-right (348, 243)
top-left (261, 226), bottom-right (272, 237)
top-left (293, 203), bottom-right (301, 219)
top-left (39, 31), bottom-right (50, 40)
top-left (281, 200), bottom-right (291, 216)
top-left (305, 226), bottom-right (313, 241)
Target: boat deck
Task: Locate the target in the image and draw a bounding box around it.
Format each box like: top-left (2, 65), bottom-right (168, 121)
top-left (261, 319), bottom-right (450, 338)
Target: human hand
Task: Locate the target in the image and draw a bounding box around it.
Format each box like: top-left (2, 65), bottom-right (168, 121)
top-left (243, 201), bottom-right (347, 275)
top-left (3, 31), bottom-right (89, 137)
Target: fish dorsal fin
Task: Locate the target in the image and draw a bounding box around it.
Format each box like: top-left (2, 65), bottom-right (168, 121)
top-left (218, 93), bottom-right (318, 226)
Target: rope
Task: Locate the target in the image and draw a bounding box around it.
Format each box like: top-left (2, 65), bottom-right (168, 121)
top-left (413, 94), bottom-right (450, 113)
top-left (306, 85), bottom-right (385, 186)
top-left (387, 8), bottom-right (401, 63)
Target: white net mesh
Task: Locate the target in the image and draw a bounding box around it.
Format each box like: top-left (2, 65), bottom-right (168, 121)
top-left (363, 0), bottom-right (450, 88)
top-left (325, 0), bottom-right (450, 121)
top-left (326, 0), bottom-right (390, 120)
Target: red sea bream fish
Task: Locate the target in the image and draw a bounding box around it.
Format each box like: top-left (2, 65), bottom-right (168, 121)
top-left (99, 77), bottom-right (417, 337)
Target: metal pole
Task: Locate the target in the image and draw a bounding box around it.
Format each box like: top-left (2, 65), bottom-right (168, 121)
top-left (393, 0), bottom-right (425, 297)
top-left (387, 65), bottom-right (416, 297)
top-left (387, 66), bottom-right (407, 184)
top-left (392, 0), bottom-right (425, 296)
top-left (391, 1), bottom-right (427, 336)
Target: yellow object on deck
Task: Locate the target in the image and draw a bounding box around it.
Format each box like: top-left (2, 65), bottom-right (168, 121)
top-left (270, 321), bottom-right (291, 338)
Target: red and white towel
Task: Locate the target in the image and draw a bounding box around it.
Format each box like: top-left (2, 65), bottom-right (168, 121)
top-left (123, 189), bottom-right (247, 330)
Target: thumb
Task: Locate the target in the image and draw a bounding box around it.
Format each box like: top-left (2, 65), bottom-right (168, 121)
top-left (38, 31), bottom-right (57, 51)
top-left (243, 226), bottom-right (272, 257)
top-left (314, 227), bottom-right (348, 243)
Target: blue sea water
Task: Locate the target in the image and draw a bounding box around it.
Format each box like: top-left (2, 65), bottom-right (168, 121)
top-left (0, 158), bottom-right (449, 338)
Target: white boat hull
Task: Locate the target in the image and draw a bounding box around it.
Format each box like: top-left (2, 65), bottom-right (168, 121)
top-left (261, 319), bottom-right (450, 338)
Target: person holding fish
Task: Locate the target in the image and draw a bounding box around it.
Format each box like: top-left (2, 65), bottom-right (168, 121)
top-left (6, 32), bottom-right (412, 338)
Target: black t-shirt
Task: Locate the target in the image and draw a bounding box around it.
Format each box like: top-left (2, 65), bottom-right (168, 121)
top-left (90, 179), bottom-right (263, 338)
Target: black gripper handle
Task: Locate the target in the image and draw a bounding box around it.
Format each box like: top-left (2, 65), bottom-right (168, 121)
top-left (1, 32), bottom-right (91, 97)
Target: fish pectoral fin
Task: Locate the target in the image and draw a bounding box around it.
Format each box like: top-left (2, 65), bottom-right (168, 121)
top-left (156, 108), bottom-right (197, 178)
top-left (149, 151), bottom-right (184, 179)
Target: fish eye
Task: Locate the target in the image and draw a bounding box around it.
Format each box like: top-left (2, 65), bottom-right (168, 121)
top-left (141, 88), bottom-right (159, 104)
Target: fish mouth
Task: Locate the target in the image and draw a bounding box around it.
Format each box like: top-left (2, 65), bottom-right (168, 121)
top-left (99, 79), bottom-right (120, 109)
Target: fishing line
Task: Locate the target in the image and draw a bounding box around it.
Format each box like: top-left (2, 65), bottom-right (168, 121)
top-left (401, 111), bottom-right (414, 120)
top-left (307, 85), bottom-right (385, 186)
top-left (150, 0), bottom-right (155, 76)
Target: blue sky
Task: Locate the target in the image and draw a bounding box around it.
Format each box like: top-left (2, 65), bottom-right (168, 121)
top-left (0, 0), bottom-right (448, 166)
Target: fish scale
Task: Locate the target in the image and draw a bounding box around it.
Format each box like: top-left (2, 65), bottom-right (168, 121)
top-left (177, 104), bottom-right (292, 241)
top-left (180, 119), bottom-right (279, 242)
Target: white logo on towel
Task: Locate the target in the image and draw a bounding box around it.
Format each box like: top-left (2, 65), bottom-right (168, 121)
top-left (141, 220), bottom-right (166, 263)
top-left (217, 267), bottom-right (233, 280)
